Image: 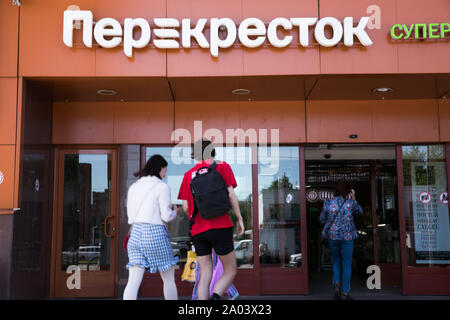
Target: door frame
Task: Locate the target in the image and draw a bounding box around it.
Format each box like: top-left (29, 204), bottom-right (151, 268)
top-left (370, 159), bottom-right (402, 286)
top-left (49, 146), bottom-right (120, 298)
top-left (304, 144), bottom-right (402, 290)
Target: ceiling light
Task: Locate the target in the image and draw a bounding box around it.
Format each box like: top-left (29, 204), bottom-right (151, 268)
top-left (372, 87), bottom-right (393, 93)
top-left (232, 88), bottom-right (251, 95)
top-left (97, 89), bottom-right (117, 96)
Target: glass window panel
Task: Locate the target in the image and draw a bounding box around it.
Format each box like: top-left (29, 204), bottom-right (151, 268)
top-left (61, 154), bottom-right (112, 271)
top-left (12, 153), bottom-right (48, 272)
top-left (402, 145), bottom-right (450, 266)
top-left (145, 146), bottom-right (254, 269)
top-left (146, 147), bottom-right (192, 269)
top-left (217, 147), bottom-right (253, 269)
top-left (258, 146), bottom-right (302, 268)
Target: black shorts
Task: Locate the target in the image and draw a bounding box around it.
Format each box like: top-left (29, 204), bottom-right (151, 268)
top-left (191, 227), bottom-right (234, 257)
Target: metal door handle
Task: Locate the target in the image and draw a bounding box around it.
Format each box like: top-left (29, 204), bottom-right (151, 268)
top-left (104, 216), bottom-right (114, 238)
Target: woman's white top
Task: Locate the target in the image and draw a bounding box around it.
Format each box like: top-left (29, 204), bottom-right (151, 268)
top-left (127, 175), bottom-right (177, 225)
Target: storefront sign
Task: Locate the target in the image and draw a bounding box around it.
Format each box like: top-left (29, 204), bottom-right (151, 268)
top-left (63, 10), bottom-right (374, 57)
top-left (410, 162), bottom-right (450, 264)
top-left (418, 191), bottom-right (432, 204)
top-left (391, 23), bottom-right (450, 40)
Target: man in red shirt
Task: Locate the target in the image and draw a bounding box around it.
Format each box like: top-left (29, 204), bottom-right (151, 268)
top-left (178, 139), bottom-right (244, 300)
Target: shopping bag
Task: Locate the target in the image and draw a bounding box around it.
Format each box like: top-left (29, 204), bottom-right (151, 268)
top-left (209, 252), bottom-right (239, 300)
top-left (181, 250), bottom-right (197, 282)
top-left (192, 251), bottom-right (239, 300)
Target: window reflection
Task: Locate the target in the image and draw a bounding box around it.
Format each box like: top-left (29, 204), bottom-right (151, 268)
top-left (258, 146), bottom-right (301, 268)
top-left (145, 146), bottom-right (253, 269)
top-left (12, 153), bottom-right (48, 272)
top-left (146, 147), bottom-right (192, 269)
top-left (61, 154), bottom-right (112, 271)
top-left (219, 147), bottom-right (253, 268)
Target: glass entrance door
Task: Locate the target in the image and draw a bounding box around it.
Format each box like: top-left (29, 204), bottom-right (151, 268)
top-left (52, 148), bottom-right (118, 298)
top-left (305, 144), bottom-right (401, 294)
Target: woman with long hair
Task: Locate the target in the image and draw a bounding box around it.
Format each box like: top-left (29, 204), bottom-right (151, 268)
top-left (123, 154), bottom-right (179, 300)
top-left (320, 180), bottom-right (363, 300)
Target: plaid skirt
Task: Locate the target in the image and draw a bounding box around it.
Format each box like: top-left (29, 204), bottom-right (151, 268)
top-left (126, 223), bottom-right (179, 273)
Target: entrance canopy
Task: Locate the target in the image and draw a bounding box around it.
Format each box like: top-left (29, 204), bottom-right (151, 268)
top-left (26, 74), bottom-right (450, 102)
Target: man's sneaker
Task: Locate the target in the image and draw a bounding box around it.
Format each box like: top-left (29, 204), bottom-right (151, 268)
top-left (210, 293), bottom-right (221, 300)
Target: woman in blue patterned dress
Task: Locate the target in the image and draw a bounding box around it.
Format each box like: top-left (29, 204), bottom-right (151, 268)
top-left (123, 155), bottom-right (179, 300)
top-left (320, 180), bottom-right (363, 300)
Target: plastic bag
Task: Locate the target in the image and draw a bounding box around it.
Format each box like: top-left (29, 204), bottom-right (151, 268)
top-left (192, 251), bottom-right (239, 300)
top-left (209, 252), bottom-right (239, 300)
top-left (181, 250), bottom-right (197, 282)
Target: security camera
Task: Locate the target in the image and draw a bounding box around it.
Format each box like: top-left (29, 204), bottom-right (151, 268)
top-left (12, 0), bottom-right (21, 6)
top-left (324, 154), bottom-right (331, 159)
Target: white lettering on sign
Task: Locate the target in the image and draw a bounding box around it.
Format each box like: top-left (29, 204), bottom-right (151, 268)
top-left (124, 18), bottom-right (151, 57)
top-left (0, 171), bottom-right (4, 185)
top-left (290, 18), bottom-right (317, 47)
top-left (268, 18), bottom-right (293, 48)
top-left (182, 18), bottom-right (209, 48)
top-left (238, 18), bottom-right (266, 48)
top-left (314, 17), bottom-right (343, 47)
top-left (210, 18), bottom-right (237, 57)
top-left (153, 18), bottom-right (180, 49)
top-left (62, 10), bottom-right (374, 57)
top-left (344, 17), bottom-right (373, 46)
top-left (63, 10), bottom-right (93, 48)
top-left (94, 18), bottom-right (123, 49)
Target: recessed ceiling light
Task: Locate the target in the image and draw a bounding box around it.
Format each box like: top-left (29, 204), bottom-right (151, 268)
top-left (232, 88), bottom-right (251, 95)
top-left (372, 87), bottom-right (393, 93)
top-left (97, 89), bottom-right (117, 96)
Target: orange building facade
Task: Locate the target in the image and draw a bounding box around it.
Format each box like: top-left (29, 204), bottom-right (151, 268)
top-left (0, 0), bottom-right (449, 299)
